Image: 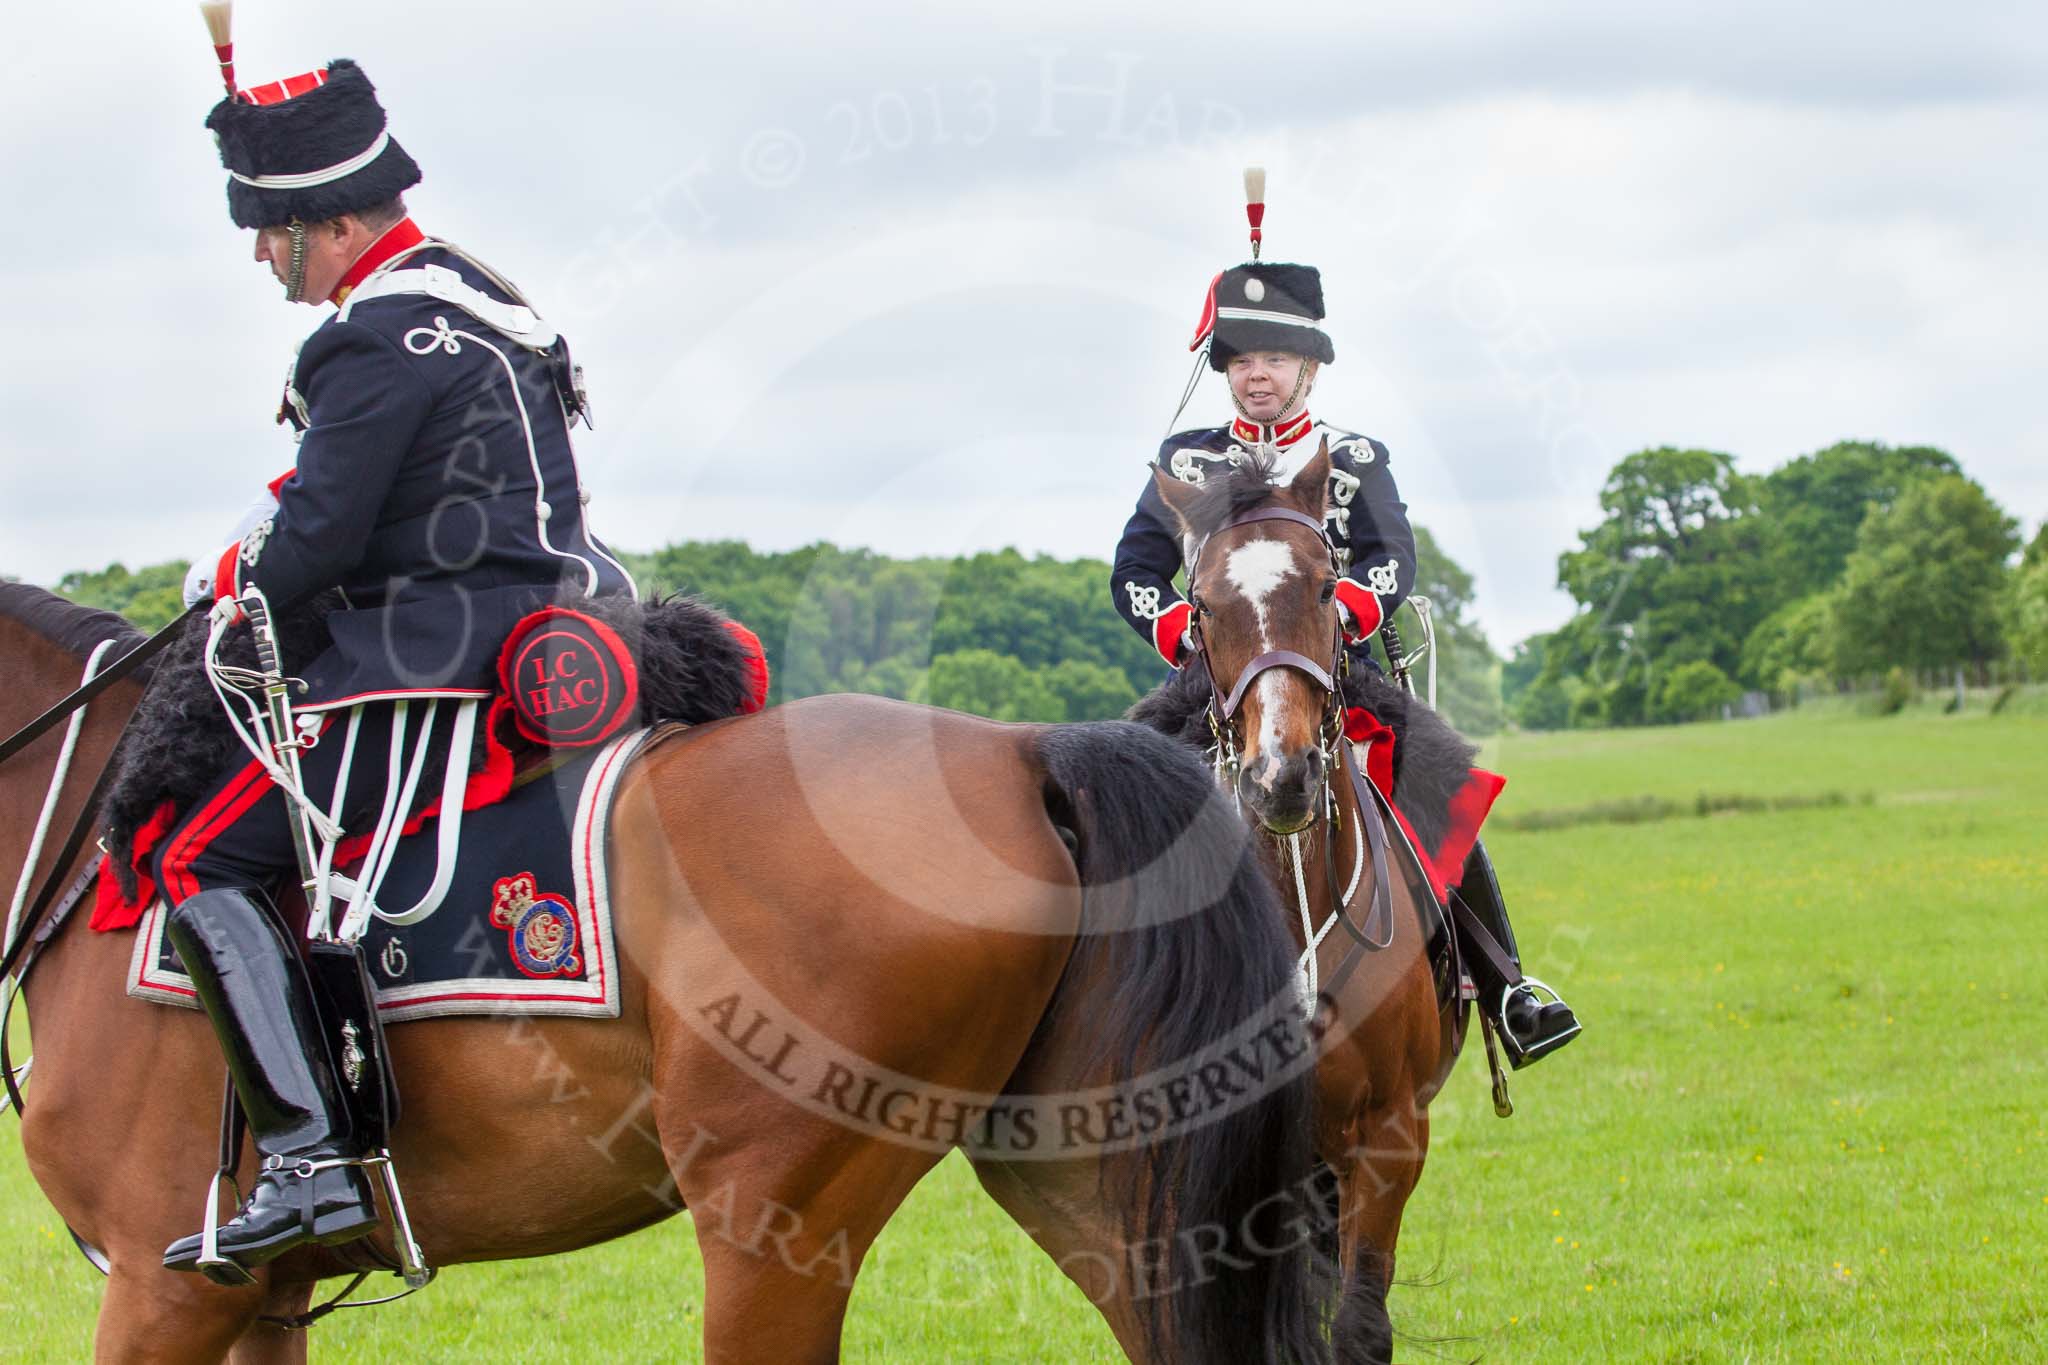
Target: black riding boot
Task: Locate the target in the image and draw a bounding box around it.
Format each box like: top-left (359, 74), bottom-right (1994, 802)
top-left (161, 889), bottom-right (377, 1280)
top-left (1456, 842), bottom-right (1581, 1069)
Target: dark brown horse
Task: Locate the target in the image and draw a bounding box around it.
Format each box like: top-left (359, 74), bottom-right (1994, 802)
top-left (1144, 442), bottom-right (1467, 1363)
top-left (1, 582), bottom-right (1339, 1363)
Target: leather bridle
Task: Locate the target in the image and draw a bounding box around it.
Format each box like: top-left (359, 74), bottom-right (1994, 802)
top-left (1184, 507), bottom-right (1349, 772)
top-left (1181, 505), bottom-right (1397, 1012)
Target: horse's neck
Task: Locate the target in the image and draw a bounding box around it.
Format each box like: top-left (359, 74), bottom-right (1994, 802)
top-left (0, 617), bottom-right (140, 939)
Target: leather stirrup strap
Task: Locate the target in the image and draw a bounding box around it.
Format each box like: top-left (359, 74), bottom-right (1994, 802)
top-left (1446, 890), bottom-right (1524, 992)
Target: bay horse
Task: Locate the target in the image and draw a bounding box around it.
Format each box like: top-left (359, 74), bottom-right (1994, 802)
top-left (0, 582), bottom-right (1335, 1363)
top-left (1139, 441), bottom-right (1469, 1363)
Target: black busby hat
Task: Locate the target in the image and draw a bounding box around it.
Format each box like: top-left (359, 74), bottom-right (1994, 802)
top-left (1197, 263), bottom-right (1333, 371)
top-left (1184, 168), bottom-right (1334, 371)
top-left (205, 59), bottom-right (422, 229)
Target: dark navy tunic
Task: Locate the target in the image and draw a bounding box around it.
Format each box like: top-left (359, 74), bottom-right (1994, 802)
top-left (161, 226), bottom-right (635, 905)
top-left (216, 234), bottom-right (634, 709)
top-left (1110, 414), bottom-right (1418, 665)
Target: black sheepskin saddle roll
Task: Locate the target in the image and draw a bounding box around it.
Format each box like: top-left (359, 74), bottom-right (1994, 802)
top-left (101, 592), bottom-right (761, 900)
top-left (1127, 662), bottom-right (1480, 856)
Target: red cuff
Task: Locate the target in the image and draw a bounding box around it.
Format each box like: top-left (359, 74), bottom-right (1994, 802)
top-left (213, 542), bottom-right (244, 604)
top-left (1332, 578), bottom-right (1383, 641)
top-left (1151, 600), bottom-right (1193, 667)
top-left (265, 468), bottom-right (295, 500)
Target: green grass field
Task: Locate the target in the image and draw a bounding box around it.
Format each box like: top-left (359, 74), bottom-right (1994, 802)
top-left (5, 704), bottom-right (2044, 1361)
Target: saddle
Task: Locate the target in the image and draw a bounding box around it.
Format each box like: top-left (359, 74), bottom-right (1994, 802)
top-left (94, 591), bottom-right (768, 921)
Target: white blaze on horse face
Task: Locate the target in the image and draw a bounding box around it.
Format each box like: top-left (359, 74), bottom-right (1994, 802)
top-left (1224, 538), bottom-right (1300, 789)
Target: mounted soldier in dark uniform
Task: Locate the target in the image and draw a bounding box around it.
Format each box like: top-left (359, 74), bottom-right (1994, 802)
top-left (1110, 184), bottom-right (1580, 1074)
top-left (154, 34), bottom-right (634, 1278)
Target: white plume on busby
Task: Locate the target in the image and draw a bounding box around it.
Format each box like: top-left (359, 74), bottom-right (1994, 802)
top-left (1184, 168), bottom-right (1333, 371)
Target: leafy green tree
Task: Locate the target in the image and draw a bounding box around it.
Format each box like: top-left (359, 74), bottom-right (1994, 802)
top-left (1738, 594), bottom-right (1834, 699)
top-left (1757, 441), bottom-right (1960, 601)
top-left (926, 649), bottom-right (1064, 722)
top-left (1513, 674), bottom-right (1572, 731)
top-left (1550, 447), bottom-right (1769, 709)
top-left (1827, 476), bottom-right (2017, 679)
top-left (1389, 526), bottom-right (1504, 734)
top-left (1043, 659), bottom-right (1137, 721)
top-left (1657, 659), bottom-right (1740, 722)
top-left (56, 560), bottom-right (191, 631)
top-left (1501, 633), bottom-right (1548, 708)
top-left (2007, 525), bottom-right (2048, 674)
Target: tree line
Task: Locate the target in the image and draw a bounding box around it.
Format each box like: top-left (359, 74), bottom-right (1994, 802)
top-left (47, 527), bottom-right (1509, 731)
top-left (1507, 441), bottom-right (2043, 729)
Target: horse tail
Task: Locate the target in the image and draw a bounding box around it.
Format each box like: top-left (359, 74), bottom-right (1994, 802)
top-left (1034, 721), bottom-right (1330, 1365)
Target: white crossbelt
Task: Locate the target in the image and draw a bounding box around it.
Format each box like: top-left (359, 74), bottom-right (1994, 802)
top-left (340, 263), bottom-right (558, 351)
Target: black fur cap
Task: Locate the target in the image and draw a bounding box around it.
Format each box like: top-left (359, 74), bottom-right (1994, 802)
top-left (207, 59), bottom-right (422, 229)
top-left (1208, 262), bottom-right (1334, 371)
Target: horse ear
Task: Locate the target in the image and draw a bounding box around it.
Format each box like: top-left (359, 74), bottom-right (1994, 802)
top-left (1288, 438), bottom-right (1332, 518)
top-left (1151, 466), bottom-right (1201, 536)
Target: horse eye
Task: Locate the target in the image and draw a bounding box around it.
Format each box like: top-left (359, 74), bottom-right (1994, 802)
top-left (1319, 580), bottom-right (1336, 605)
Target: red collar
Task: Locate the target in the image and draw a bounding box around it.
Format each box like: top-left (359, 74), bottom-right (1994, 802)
top-left (1231, 410), bottom-right (1314, 448)
top-left (330, 218), bottom-right (426, 305)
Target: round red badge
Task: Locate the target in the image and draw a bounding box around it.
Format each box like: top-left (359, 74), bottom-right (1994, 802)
top-left (496, 608), bottom-right (640, 748)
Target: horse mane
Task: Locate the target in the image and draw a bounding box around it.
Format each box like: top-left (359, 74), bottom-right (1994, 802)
top-left (0, 582), bottom-right (145, 662)
top-left (1172, 447), bottom-right (1296, 540)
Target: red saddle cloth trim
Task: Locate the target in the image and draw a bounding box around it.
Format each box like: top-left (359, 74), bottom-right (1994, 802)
top-left (497, 607), bottom-right (640, 749)
top-left (1344, 705), bottom-right (1506, 901)
top-left (91, 802), bottom-right (178, 932)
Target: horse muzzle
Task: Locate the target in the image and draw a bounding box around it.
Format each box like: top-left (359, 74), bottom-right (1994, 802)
top-left (1236, 746), bottom-right (1325, 835)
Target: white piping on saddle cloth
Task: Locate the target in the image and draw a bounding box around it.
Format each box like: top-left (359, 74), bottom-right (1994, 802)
top-left (309, 698), bottom-right (480, 945)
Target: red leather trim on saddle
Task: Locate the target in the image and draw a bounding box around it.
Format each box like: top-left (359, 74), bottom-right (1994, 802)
top-left (496, 607), bottom-right (640, 749)
top-left (1344, 705), bottom-right (1505, 900)
top-left (1432, 769), bottom-right (1506, 894)
top-left (722, 620), bottom-right (771, 713)
top-left (90, 801), bottom-right (178, 931)
top-left (329, 698), bottom-right (520, 869)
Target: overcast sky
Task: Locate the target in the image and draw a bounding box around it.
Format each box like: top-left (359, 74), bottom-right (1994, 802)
top-left (2, 1), bottom-right (2041, 649)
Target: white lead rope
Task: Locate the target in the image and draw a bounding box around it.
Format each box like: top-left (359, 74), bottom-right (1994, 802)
top-left (3, 638), bottom-right (117, 1105)
top-left (1288, 809), bottom-right (1366, 1015)
top-left (5, 640), bottom-right (115, 967)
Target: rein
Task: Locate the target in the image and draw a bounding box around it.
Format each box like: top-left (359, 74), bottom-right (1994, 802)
top-left (0, 603), bottom-right (198, 1117)
top-left (1183, 505), bottom-right (1394, 1019)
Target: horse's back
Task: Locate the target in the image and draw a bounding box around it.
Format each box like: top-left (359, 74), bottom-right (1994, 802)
top-left (610, 694), bottom-right (1080, 1092)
